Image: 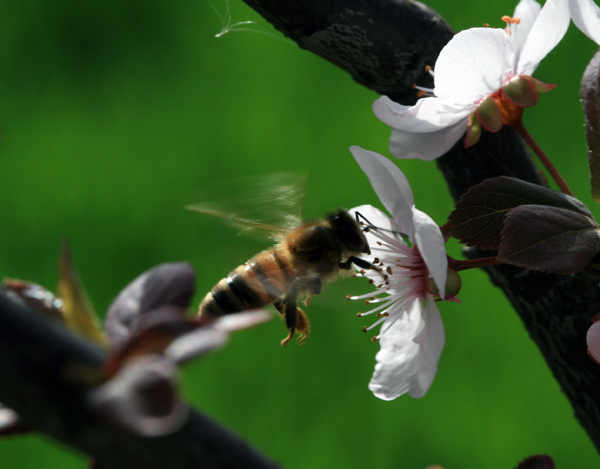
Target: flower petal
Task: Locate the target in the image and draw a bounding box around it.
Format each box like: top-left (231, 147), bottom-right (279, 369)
top-left (512, 0), bottom-right (542, 56)
top-left (569, 0), bottom-right (600, 44)
top-left (408, 298), bottom-right (446, 398)
top-left (350, 146), bottom-right (415, 237)
top-left (412, 208), bottom-right (448, 299)
top-left (517, 0), bottom-right (570, 76)
top-left (373, 95), bottom-right (467, 130)
top-left (389, 118), bottom-right (468, 160)
top-left (368, 298), bottom-right (445, 400)
top-left (434, 28), bottom-right (514, 107)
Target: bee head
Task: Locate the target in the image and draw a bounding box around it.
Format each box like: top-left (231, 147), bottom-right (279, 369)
top-left (328, 209), bottom-right (371, 255)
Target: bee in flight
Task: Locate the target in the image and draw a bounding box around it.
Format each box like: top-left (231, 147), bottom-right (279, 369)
top-left (189, 174), bottom-right (380, 345)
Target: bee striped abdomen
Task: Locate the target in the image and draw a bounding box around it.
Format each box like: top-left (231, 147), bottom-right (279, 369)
top-left (199, 248), bottom-right (293, 320)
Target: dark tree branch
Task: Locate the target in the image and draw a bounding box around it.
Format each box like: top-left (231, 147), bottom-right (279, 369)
top-left (0, 292), bottom-right (280, 469)
top-left (242, 0), bottom-right (600, 454)
top-left (243, 0), bottom-right (453, 104)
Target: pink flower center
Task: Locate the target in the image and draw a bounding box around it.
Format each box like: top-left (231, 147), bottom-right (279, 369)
top-left (348, 227), bottom-right (433, 340)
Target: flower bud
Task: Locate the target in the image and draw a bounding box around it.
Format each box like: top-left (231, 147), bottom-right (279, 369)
top-left (444, 269), bottom-right (462, 299)
top-left (586, 313), bottom-right (600, 363)
top-left (428, 269), bottom-right (462, 300)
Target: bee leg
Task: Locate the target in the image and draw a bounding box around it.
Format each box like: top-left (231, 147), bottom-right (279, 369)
top-left (340, 256), bottom-right (382, 273)
top-left (273, 300), bottom-right (310, 347)
top-left (303, 275), bottom-right (322, 307)
top-left (273, 279), bottom-right (310, 346)
top-left (341, 257), bottom-right (388, 284)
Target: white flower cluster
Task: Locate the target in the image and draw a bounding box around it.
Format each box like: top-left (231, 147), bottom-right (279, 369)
top-left (351, 0), bottom-right (600, 400)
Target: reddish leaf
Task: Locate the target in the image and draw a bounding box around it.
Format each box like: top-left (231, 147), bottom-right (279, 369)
top-left (449, 176), bottom-right (592, 249)
top-left (514, 454), bottom-right (555, 469)
top-left (582, 50), bottom-right (600, 203)
top-left (106, 310), bottom-right (272, 373)
top-left (104, 316), bottom-right (201, 377)
top-left (105, 263), bottom-right (196, 350)
top-left (498, 205), bottom-right (600, 273)
top-left (166, 311), bottom-right (271, 364)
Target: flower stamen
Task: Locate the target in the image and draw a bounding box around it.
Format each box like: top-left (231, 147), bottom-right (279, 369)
top-left (410, 66), bottom-right (436, 98)
top-left (501, 15), bottom-right (521, 24)
top-left (412, 83), bottom-right (435, 98)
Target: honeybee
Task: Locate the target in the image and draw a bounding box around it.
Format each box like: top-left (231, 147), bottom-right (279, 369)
top-left (190, 174), bottom-right (378, 345)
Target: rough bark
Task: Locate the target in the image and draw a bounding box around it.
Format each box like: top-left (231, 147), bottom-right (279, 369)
top-left (241, 0), bottom-right (600, 455)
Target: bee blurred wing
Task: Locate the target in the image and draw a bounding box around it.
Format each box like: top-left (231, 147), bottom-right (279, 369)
top-left (187, 172), bottom-right (306, 241)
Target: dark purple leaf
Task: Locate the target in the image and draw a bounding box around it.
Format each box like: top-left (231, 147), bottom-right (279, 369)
top-left (449, 176), bottom-right (593, 249)
top-left (104, 317), bottom-right (200, 377)
top-left (498, 205), bottom-right (600, 273)
top-left (582, 49), bottom-right (600, 203)
top-left (105, 263), bottom-right (196, 349)
top-left (166, 327), bottom-right (228, 364)
top-left (166, 310), bottom-right (271, 364)
top-left (514, 454), bottom-right (555, 469)
top-left (105, 311), bottom-right (271, 375)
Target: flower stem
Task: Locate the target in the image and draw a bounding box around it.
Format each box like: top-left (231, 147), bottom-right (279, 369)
top-left (450, 257), bottom-right (505, 271)
top-left (513, 121), bottom-right (574, 197)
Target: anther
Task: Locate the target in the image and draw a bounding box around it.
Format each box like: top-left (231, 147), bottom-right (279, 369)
top-left (368, 279), bottom-right (374, 285)
top-left (362, 326), bottom-right (368, 333)
top-left (371, 336), bottom-right (379, 342)
top-left (501, 15), bottom-right (520, 24)
top-left (357, 312), bottom-right (363, 317)
top-left (386, 267), bottom-right (393, 274)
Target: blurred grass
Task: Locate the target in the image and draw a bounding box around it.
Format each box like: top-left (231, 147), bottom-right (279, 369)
top-left (0, 0), bottom-right (598, 467)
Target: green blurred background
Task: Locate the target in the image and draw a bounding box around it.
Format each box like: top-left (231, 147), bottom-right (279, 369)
top-left (0, 0), bottom-right (598, 467)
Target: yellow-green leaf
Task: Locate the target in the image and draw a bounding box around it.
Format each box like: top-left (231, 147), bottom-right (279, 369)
top-left (58, 240), bottom-right (107, 346)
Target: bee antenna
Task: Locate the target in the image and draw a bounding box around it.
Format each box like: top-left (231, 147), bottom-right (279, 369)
top-left (354, 211), bottom-right (376, 229)
top-left (354, 211), bottom-right (407, 237)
